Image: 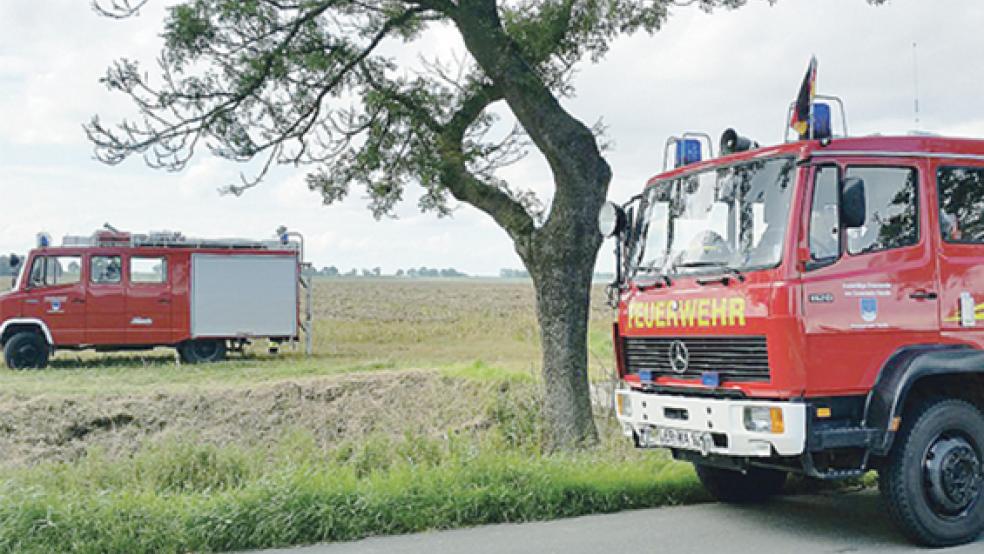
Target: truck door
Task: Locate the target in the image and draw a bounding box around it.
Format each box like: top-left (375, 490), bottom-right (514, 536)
top-left (801, 160), bottom-right (939, 395)
top-left (21, 254), bottom-right (86, 345)
top-left (936, 163), bottom-right (984, 342)
top-left (85, 254), bottom-right (125, 345)
top-left (125, 254), bottom-right (173, 345)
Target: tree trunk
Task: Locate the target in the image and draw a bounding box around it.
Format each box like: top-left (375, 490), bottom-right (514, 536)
top-left (451, 0), bottom-right (611, 450)
top-left (528, 251), bottom-right (599, 449)
top-left (525, 176), bottom-right (606, 450)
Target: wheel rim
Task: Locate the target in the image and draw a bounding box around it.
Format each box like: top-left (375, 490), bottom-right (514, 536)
top-left (10, 342), bottom-right (41, 368)
top-left (191, 341), bottom-right (219, 360)
top-left (923, 433), bottom-right (984, 519)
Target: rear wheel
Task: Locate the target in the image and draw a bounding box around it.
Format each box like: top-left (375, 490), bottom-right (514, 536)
top-left (3, 332), bottom-right (50, 369)
top-left (177, 339), bottom-right (227, 364)
top-left (878, 398), bottom-right (984, 547)
top-left (694, 463), bottom-right (787, 503)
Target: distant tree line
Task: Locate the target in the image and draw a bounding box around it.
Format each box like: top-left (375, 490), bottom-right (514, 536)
top-left (308, 266), bottom-right (614, 280)
top-left (501, 268), bottom-right (614, 281)
top-left (312, 266), bottom-right (468, 278)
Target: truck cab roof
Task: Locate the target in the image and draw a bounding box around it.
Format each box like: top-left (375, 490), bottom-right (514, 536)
top-left (647, 135), bottom-right (984, 187)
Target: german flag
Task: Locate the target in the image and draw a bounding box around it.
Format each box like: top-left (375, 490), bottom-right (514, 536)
top-left (790, 56), bottom-right (818, 139)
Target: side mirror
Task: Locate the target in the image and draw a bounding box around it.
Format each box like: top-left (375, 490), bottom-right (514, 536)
top-left (840, 177), bottom-right (866, 229)
top-left (598, 201), bottom-right (627, 238)
top-left (9, 254), bottom-right (21, 269)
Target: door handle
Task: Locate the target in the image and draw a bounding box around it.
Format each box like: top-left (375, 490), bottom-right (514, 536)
top-left (158, 298), bottom-right (172, 304)
top-left (909, 290), bottom-right (938, 301)
top-left (72, 298), bottom-right (86, 304)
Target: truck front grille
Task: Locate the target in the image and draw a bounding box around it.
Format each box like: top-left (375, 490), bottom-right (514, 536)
top-left (622, 336), bottom-right (770, 383)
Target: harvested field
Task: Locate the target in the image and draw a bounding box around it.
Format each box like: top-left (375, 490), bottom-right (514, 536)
top-left (0, 278), bottom-right (615, 397)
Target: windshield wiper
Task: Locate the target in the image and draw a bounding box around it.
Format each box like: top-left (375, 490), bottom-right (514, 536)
top-left (633, 266), bottom-right (673, 288)
top-left (674, 260), bottom-right (746, 284)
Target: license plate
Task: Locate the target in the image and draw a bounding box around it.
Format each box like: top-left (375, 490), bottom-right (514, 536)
top-left (642, 426), bottom-right (713, 454)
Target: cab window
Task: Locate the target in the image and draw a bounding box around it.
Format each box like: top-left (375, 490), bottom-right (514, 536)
top-left (91, 255), bottom-right (122, 284)
top-left (809, 166), bottom-right (840, 262)
top-left (130, 256), bottom-right (167, 284)
top-left (844, 166), bottom-right (919, 255)
top-left (28, 256), bottom-right (82, 287)
top-left (938, 166), bottom-right (984, 243)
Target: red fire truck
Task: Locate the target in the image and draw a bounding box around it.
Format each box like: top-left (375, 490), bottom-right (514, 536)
top-left (1, 227), bottom-right (312, 368)
top-left (601, 95), bottom-right (984, 545)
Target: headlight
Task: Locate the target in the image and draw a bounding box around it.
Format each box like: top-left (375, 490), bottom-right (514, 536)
top-left (743, 406), bottom-right (784, 434)
top-left (615, 392), bottom-right (632, 418)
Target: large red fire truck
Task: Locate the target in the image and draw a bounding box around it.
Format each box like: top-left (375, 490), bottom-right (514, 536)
top-left (1, 227), bottom-right (312, 368)
top-left (601, 93), bottom-right (984, 545)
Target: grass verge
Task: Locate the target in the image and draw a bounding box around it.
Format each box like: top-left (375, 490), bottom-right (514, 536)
top-left (0, 381), bottom-right (706, 554)
top-left (0, 450), bottom-right (703, 553)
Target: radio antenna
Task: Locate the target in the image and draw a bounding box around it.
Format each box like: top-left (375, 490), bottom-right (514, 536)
top-left (912, 41), bottom-right (921, 129)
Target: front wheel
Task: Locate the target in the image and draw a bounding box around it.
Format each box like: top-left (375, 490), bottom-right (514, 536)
top-left (3, 332), bottom-right (50, 369)
top-left (694, 463), bottom-right (786, 503)
top-left (879, 398), bottom-right (984, 547)
top-left (177, 339), bottom-right (227, 364)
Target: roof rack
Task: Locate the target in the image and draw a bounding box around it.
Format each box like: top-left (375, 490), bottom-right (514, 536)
top-left (60, 227), bottom-right (299, 252)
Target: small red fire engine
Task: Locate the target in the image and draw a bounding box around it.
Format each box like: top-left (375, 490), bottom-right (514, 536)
top-left (601, 66), bottom-right (984, 546)
top-left (1, 226), bottom-right (312, 368)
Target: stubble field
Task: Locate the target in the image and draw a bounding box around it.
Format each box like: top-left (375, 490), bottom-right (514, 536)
top-left (0, 278), bottom-right (703, 553)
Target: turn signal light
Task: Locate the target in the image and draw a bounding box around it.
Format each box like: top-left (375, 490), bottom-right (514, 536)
top-left (770, 407), bottom-right (785, 434)
top-left (616, 393), bottom-right (632, 418)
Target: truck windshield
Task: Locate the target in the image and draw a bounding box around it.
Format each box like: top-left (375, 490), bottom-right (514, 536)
top-left (629, 157), bottom-right (796, 278)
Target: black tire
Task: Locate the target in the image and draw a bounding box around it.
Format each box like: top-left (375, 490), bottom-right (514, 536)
top-left (694, 463), bottom-right (787, 503)
top-left (878, 398), bottom-right (984, 547)
top-left (177, 339), bottom-right (227, 364)
top-left (3, 332), bottom-right (50, 369)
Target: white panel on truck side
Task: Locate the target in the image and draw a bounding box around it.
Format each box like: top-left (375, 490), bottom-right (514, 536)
top-left (191, 254), bottom-right (298, 338)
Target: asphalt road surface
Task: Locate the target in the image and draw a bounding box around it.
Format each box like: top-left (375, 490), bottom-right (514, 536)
top-left (253, 490), bottom-right (983, 554)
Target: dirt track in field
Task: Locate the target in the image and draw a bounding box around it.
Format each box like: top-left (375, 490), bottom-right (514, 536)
top-left (0, 370), bottom-right (501, 468)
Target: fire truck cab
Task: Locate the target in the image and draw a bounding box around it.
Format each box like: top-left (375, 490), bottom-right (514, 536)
top-left (1, 228), bottom-right (310, 368)
top-left (603, 103), bottom-right (984, 546)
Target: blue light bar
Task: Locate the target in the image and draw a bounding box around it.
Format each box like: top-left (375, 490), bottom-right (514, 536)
top-left (674, 138), bottom-right (702, 168)
top-left (812, 103), bottom-right (832, 139)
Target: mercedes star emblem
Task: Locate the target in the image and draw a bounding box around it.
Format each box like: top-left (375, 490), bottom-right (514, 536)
top-left (669, 340), bottom-right (690, 374)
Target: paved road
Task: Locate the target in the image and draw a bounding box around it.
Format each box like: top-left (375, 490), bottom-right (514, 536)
top-left (254, 490), bottom-right (982, 554)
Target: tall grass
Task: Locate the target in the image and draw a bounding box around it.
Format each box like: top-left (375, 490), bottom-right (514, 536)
top-left (0, 386), bottom-right (705, 553)
top-left (0, 431), bottom-right (703, 553)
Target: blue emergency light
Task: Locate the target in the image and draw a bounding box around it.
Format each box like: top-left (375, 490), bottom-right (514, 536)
top-left (701, 371), bottom-right (720, 388)
top-left (811, 103), bottom-right (832, 140)
top-left (674, 138), bottom-right (702, 168)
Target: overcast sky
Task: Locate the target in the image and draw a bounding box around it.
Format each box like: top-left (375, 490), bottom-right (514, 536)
top-left (2, 0), bottom-right (983, 275)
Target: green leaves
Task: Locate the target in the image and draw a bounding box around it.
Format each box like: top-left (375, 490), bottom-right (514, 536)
top-left (163, 2), bottom-right (216, 61)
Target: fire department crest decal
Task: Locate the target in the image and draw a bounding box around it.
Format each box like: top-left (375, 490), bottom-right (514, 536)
top-left (860, 297), bottom-right (878, 322)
